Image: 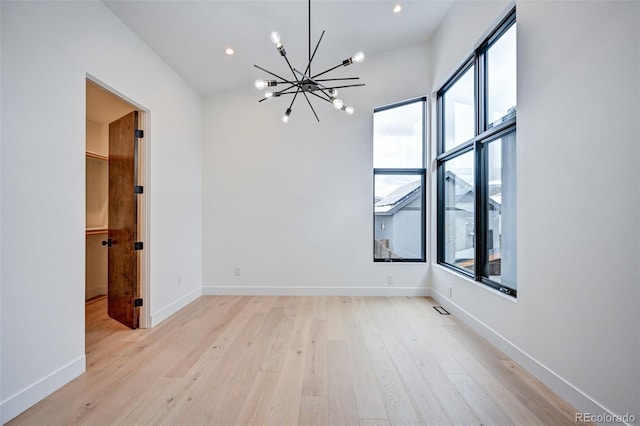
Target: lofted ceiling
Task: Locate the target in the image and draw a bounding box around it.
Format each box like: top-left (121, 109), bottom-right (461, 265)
top-left (102, 0), bottom-right (454, 97)
top-left (86, 79), bottom-right (136, 124)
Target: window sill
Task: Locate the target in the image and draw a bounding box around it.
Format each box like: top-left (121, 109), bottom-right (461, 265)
top-left (434, 263), bottom-right (518, 303)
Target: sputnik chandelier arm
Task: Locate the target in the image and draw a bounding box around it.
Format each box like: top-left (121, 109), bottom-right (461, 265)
top-left (253, 0), bottom-right (365, 123)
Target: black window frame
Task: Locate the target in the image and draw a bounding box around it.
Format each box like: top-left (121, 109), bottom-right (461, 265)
top-left (373, 97), bottom-right (427, 263)
top-left (437, 8), bottom-right (517, 296)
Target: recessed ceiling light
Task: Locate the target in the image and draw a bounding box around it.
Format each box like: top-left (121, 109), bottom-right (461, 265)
top-left (393, 4), bottom-right (402, 13)
top-left (225, 48), bottom-right (234, 56)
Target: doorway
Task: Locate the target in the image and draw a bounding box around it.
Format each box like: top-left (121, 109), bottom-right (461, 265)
top-left (85, 77), bottom-right (149, 334)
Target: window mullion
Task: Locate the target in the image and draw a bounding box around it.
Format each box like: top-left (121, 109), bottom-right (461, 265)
top-left (475, 50), bottom-right (485, 136)
top-left (436, 160), bottom-right (445, 264)
top-left (436, 139), bottom-right (475, 162)
top-left (475, 139), bottom-right (487, 280)
top-left (474, 50), bottom-right (484, 280)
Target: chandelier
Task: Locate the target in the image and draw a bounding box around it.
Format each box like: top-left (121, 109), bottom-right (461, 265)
top-left (254, 0), bottom-right (365, 123)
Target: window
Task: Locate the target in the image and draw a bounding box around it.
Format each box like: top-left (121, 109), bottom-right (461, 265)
top-left (442, 65), bottom-right (474, 152)
top-left (442, 149), bottom-right (475, 273)
top-left (373, 98), bottom-right (426, 262)
top-left (437, 9), bottom-right (517, 296)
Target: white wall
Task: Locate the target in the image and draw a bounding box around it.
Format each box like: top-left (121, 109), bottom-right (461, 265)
top-left (203, 42), bottom-right (431, 295)
top-left (0, 1), bottom-right (203, 422)
top-left (429, 0), bottom-right (639, 419)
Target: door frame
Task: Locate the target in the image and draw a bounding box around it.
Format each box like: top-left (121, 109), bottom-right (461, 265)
top-left (86, 74), bottom-right (151, 328)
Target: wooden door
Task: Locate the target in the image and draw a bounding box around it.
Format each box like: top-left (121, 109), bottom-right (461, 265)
top-left (107, 111), bottom-right (140, 329)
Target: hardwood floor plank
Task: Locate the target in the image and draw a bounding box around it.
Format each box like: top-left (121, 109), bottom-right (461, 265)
top-left (327, 340), bottom-right (360, 425)
top-left (448, 373), bottom-right (513, 426)
top-left (341, 300), bottom-right (388, 420)
top-left (327, 296), bottom-right (346, 340)
top-left (352, 296), bottom-right (385, 349)
top-left (173, 313), bottom-right (271, 423)
top-left (368, 347), bottom-right (421, 425)
top-left (162, 297), bottom-right (270, 424)
top-left (378, 328), bottom-right (452, 425)
top-left (301, 319), bottom-right (328, 396)
top-left (359, 419), bottom-right (392, 426)
top-left (163, 295), bottom-right (245, 377)
top-left (235, 371), bottom-right (281, 425)
top-left (262, 300), bottom-right (311, 425)
top-left (298, 396), bottom-right (329, 426)
top-left (214, 306), bottom-right (284, 425)
top-left (260, 298), bottom-right (301, 373)
top-left (108, 376), bottom-right (186, 425)
top-left (312, 295), bottom-right (328, 320)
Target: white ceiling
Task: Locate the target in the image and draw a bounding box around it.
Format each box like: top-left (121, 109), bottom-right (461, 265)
top-left (86, 79), bottom-right (135, 123)
top-left (102, 0), bottom-right (454, 97)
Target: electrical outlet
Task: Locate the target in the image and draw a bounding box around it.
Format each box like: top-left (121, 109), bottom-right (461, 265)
top-left (387, 274), bottom-right (394, 285)
top-left (234, 267), bottom-right (241, 276)
top-left (178, 276), bottom-right (183, 287)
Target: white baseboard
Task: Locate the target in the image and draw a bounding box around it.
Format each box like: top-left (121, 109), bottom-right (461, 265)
top-left (85, 286), bottom-right (106, 300)
top-left (202, 285), bottom-right (430, 297)
top-left (429, 288), bottom-right (628, 425)
top-left (150, 287), bottom-right (202, 327)
top-left (1, 355), bottom-right (85, 425)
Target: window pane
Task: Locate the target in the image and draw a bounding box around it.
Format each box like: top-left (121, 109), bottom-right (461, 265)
top-left (373, 101), bottom-right (423, 168)
top-left (374, 174), bottom-right (423, 260)
top-left (487, 24), bottom-right (516, 127)
top-left (443, 151), bottom-right (475, 272)
top-left (485, 132), bottom-right (516, 287)
top-left (443, 66), bottom-right (474, 152)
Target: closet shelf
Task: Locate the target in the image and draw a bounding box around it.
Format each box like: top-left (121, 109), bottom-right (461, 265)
top-left (86, 151), bottom-right (108, 161)
top-left (86, 227), bottom-right (108, 235)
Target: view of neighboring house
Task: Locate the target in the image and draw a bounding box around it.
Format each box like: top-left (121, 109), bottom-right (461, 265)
top-left (372, 172), bottom-right (500, 265)
top-left (443, 170), bottom-right (477, 268)
top-left (443, 170), bottom-right (505, 279)
top-left (374, 179), bottom-right (422, 259)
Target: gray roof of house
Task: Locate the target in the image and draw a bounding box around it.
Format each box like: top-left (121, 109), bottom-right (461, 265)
top-left (374, 180), bottom-right (421, 215)
top-left (444, 172), bottom-right (501, 212)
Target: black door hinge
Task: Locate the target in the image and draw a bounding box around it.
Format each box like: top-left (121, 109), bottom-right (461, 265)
top-left (134, 298), bottom-right (143, 307)
top-left (134, 129), bottom-right (144, 138)
top-left (134, 242), bottom-right (144, 250)
top-left (134, 185), bottom-right (144, 194)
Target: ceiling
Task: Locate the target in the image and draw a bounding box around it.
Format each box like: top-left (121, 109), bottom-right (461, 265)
top-left (102, 0), bottom-right (454, 97)
top-left (86, 79), bottom-right (135, 123)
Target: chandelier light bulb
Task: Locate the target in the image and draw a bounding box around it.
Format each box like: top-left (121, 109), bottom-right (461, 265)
top-left (345, 106), bottom-right (354, 115)
top-left (270, 31), bottom-right (281, 45)
top-left (353, 51), bottom-right (365, 63)
top-left (332, 98), bottom-right (344, 110)
top-left (255, 79), bottom-right (266, 90)
top-left (282, 108), bottom-right (292, 123)
top-left (265, 91), bottom-right (274, 98)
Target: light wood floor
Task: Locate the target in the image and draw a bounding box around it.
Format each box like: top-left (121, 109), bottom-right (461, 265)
top-left (10, 296), bottom-right (583, 425)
